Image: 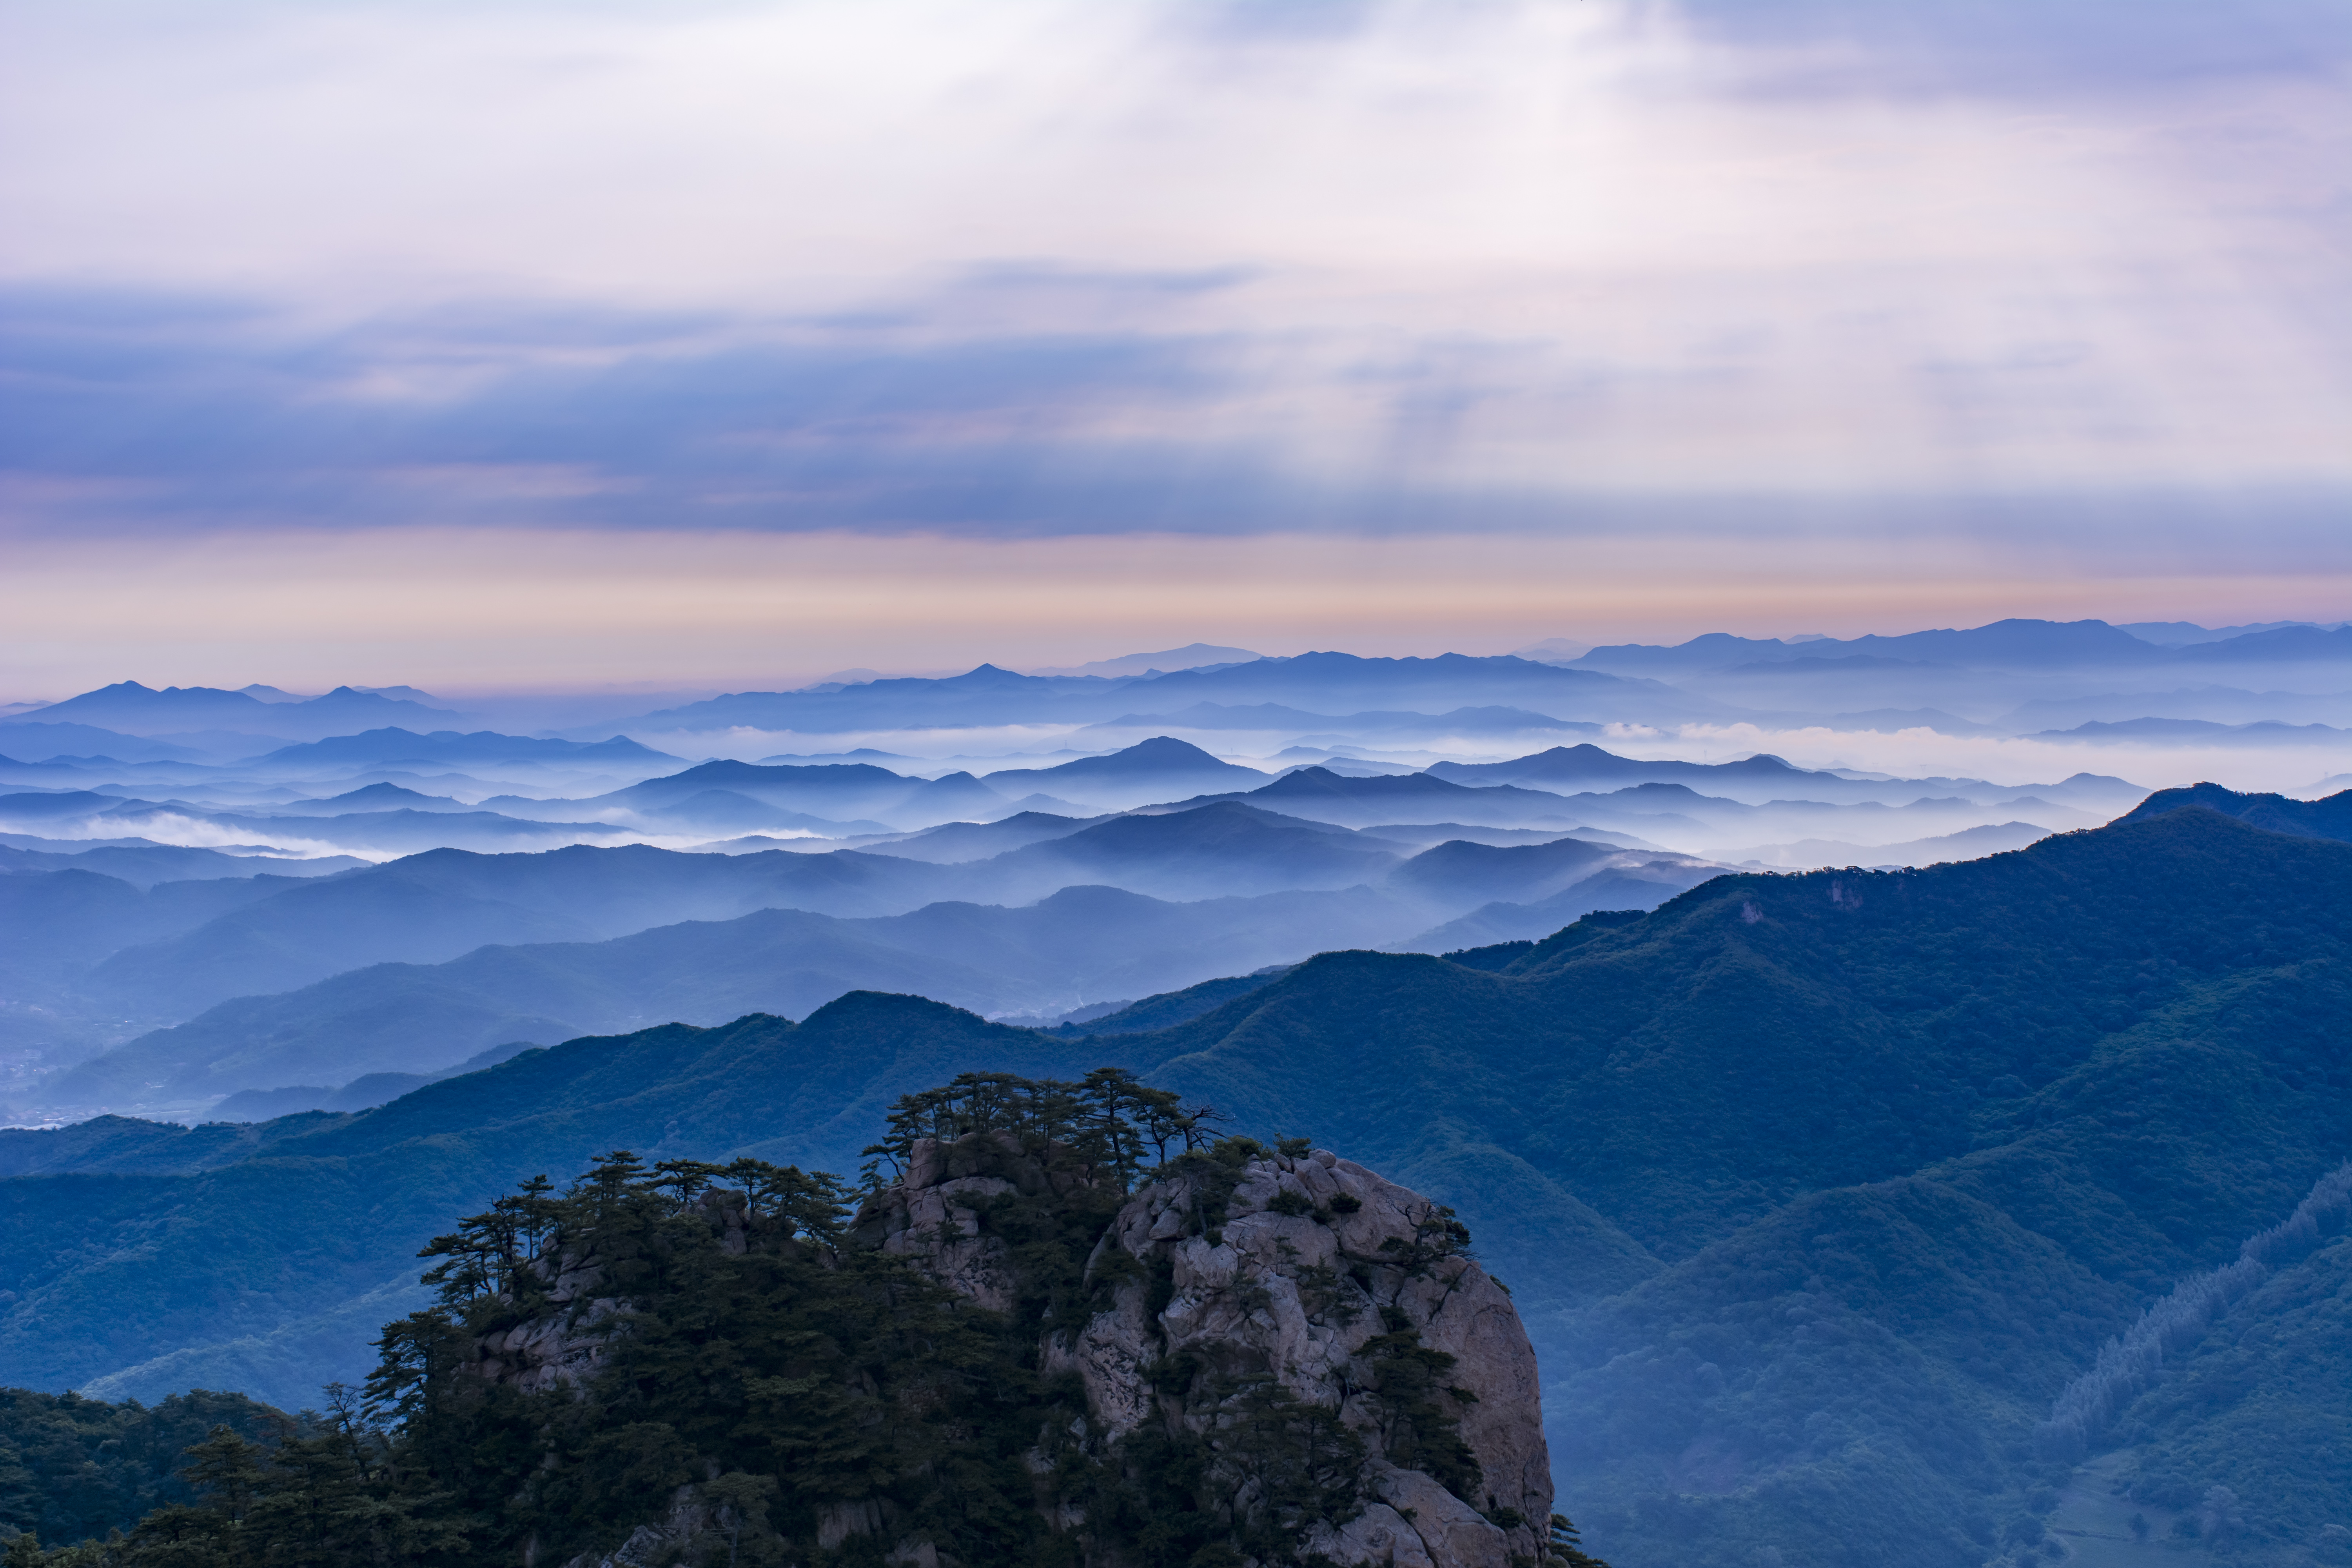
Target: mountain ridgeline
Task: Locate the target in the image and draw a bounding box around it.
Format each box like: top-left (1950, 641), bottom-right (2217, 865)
top-left (0, 797), bottom-right (2346, 1566)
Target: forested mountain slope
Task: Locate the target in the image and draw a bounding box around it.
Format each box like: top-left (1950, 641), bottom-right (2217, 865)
top-left (2116, 781), bottom-right (2352, 841)
top-left (0, 803), bottom-right (2343, 1565)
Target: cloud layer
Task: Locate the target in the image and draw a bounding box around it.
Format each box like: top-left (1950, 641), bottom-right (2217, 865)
top-left (2, 0), bottom-right (2346, 681)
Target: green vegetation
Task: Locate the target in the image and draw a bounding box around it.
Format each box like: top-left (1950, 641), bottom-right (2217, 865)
top-left (0, 1390), bottom-right (283, 1549)
top-left (3, 804), bottom-right (2347, 1564)
top-left (1, 1073), bottom-right (1600, 1566)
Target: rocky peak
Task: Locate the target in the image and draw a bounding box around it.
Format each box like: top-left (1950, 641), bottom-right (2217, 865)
top-left (468, 1185), bottom-right (773, 1396)
top-left (490, 1133), bottom-right (1561, 1568)
top-left (853, 1131), bottom-right (1554, 1565)
top-left (1058, 1145), bottom-right (1553, 1567)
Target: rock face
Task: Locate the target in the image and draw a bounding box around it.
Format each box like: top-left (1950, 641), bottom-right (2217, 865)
top-left (497, 1138), bottom-right (1555, 1567)
top-left (468, 1188), bottom-right (753, 1396)
top-left (848, 1126), bottom-right (1102, 1311)
top-left (859, 1134), bottom-right (1555, 1566)
top-left (1051, 1145), bottom-right (1553, 1567)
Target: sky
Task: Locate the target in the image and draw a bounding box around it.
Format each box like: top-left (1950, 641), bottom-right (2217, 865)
top-left (2, 0), bottom-right (2347, 695)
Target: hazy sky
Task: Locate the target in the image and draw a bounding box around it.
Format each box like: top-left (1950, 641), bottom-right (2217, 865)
top-left (3, 0), bottom-right (2347, 693)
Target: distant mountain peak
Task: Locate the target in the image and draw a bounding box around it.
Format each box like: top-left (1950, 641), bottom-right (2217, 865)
top-left (1115, 735), bottom-right (1229, 764)
top-left (1024, 643), bottom-right (1262, 678)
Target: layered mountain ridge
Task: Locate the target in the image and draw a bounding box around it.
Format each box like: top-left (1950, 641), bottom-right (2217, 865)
top-left (1, 798), bottom-right (2345, 1564)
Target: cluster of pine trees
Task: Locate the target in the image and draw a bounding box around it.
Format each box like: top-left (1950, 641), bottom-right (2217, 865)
top-left (3, 1071), bottom-right (1603, 1568)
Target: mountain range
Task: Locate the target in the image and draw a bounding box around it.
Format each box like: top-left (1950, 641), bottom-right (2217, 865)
top-left (8, 624), bottom-right (2345, 782)
top-left (32, 729), bottom-right (2350, 1125)
top-left (20, 805), bottom-right (1716, 1114)
top-left (0, 794), bottom-right (2345, 1567)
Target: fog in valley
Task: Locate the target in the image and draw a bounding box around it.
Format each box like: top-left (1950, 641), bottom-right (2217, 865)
top-left (4, 616), bottom-right (2343, 1128)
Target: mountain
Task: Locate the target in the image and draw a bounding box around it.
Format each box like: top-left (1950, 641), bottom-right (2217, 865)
top-left (206, 1041), bottom-right (536, 1121)
top-left (0, 791), bottom-right (648, 857)
top-left (561, 757), bottom-right (1002, 830)
top-left (1724, 820), bottom-right (2053, 869)
top-left (0, 1386), bottom-right (287, 1547)
top-left (1389, 861), bottom-right (1725, 952)
top-left (858, 809), bottom-right (1100, 863)
top-left (1427, 744), bottom-right (2144, 815)
top-left (0, 723), bottom-right (230, 763)
top-left (1427, 743), bottom-right (1859, 798)
top-left (1115, 651), bottom-right (1724, 724)
top-left (1126, 807), bottom-right (2352, 1566)
top-left (2000, 686), bottom-right (2352, 733)
top-left (5, 1111), bottom-right (1560, 1567)
top-left (1081, 702), bottom-right (1605, 739)
top-left (970, 800), bottom-right (1406, 900)
top-left (1218, 766), bottom-right (1591, 828)
top-left (1381, 834), bottom-right (1625, 907)
top-left (0, 844), bottom-right (366, 889)
top-left (69, 867), bottom-right (601, 1025)
top-left (2114, 782), bottom-right (2352, 841)
top-left (10, 683), bottom-right (289, 732)
top-left (2114, 619), bottom-right (2336, 646)
top-left (1349, 820), bottom-right (1666, 851)
top-left (58, 844), bottom-right (968, 1024)
top-left (4, 805), bottom-right (2347, 1566)
top-left (1022, 641), bottom-right (1262, 676)
top-left (889, 769), bottom-right (1011, 821)
top-left (0, 754), bottom-right (101, 787)
top-left (34, 824), bottom-right (1693, 1111)
top-left (0, 870), bottom-right (316, 1010)
top-left (271, 782), bottom-right (475, 814)
top-left (599, 652), bottom-right (1722, 737)
top-left (16, 682), bottom-right (467, 740)
top-left (246, 727), bottom-right (681, 770)
top-left (270, 686), bottom-right (471, 732)
top-left (980, 735), bottom-right (1269, 804)
top-left (32, 811), bottom-right (1434, 1040)
top-left (0, 1115), bottom-right (356, 1179)
top-left (0, 1002), bottom-right (1122, 1403)
top-left (51, 882), bottom-right (1422, 1107)
top-left (1056, 968), bottom-right (1292, 1034)
top-left (1569, 619), bottom-right (2169, 675)
top-left (613, 662), bottom-right (1117, 734)
top-left (1234, 769), bottom-right (1960, 848)
top-left (214, 807), bottom-right (642, 854)
top-left (2165, 623), bottom-right (2352, 664)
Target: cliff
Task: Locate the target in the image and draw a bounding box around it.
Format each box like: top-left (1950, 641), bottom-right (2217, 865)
top-left (1055, 1143), bottom-right (1554, 1566)
top-left (505, 1131), bottom-right (1559, 1567)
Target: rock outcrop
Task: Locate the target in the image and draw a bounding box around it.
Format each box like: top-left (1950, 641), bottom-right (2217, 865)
top-left (860, 1132), bottom-right (1554, 1565)
top-left (491, 1136), bottom-right (1557, 1567)
top-left (848, 1126), bottom-right (1104, 1311)
top-left (467, 1187), bottom-right (755, 1396)
top-left (1053, 1144), bottom-right (1552, 1566)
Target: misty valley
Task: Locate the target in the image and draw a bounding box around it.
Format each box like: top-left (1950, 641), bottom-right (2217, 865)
top-left (1, 622), bottom-right (2348, 1568)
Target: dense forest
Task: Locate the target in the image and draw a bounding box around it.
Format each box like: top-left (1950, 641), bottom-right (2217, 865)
top-left (0, 1390), bottom-right (282, 1549)
top-left (0, 1071), bottom-right (1601, 1567)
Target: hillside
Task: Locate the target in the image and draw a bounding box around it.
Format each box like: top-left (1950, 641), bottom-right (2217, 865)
top-left (1, 1097), bottom-right (1584, 1566)
top-left (35, 818), bottom-right (1682, 1114)
top-left (58, 883), bottom-right (1423, 1105)
top-left (0, 804), bottom-right (2344, 1565)
top-left (2115, 781), bottom-right (2352, 841)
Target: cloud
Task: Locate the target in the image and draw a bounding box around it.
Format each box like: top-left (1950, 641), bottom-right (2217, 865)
top-left (0, 0), bottom-right (2345, 677)
top-left (1673, 0), bottom-right (2352, 93)
top-left (4, 271), bottom-right (2348, 541)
